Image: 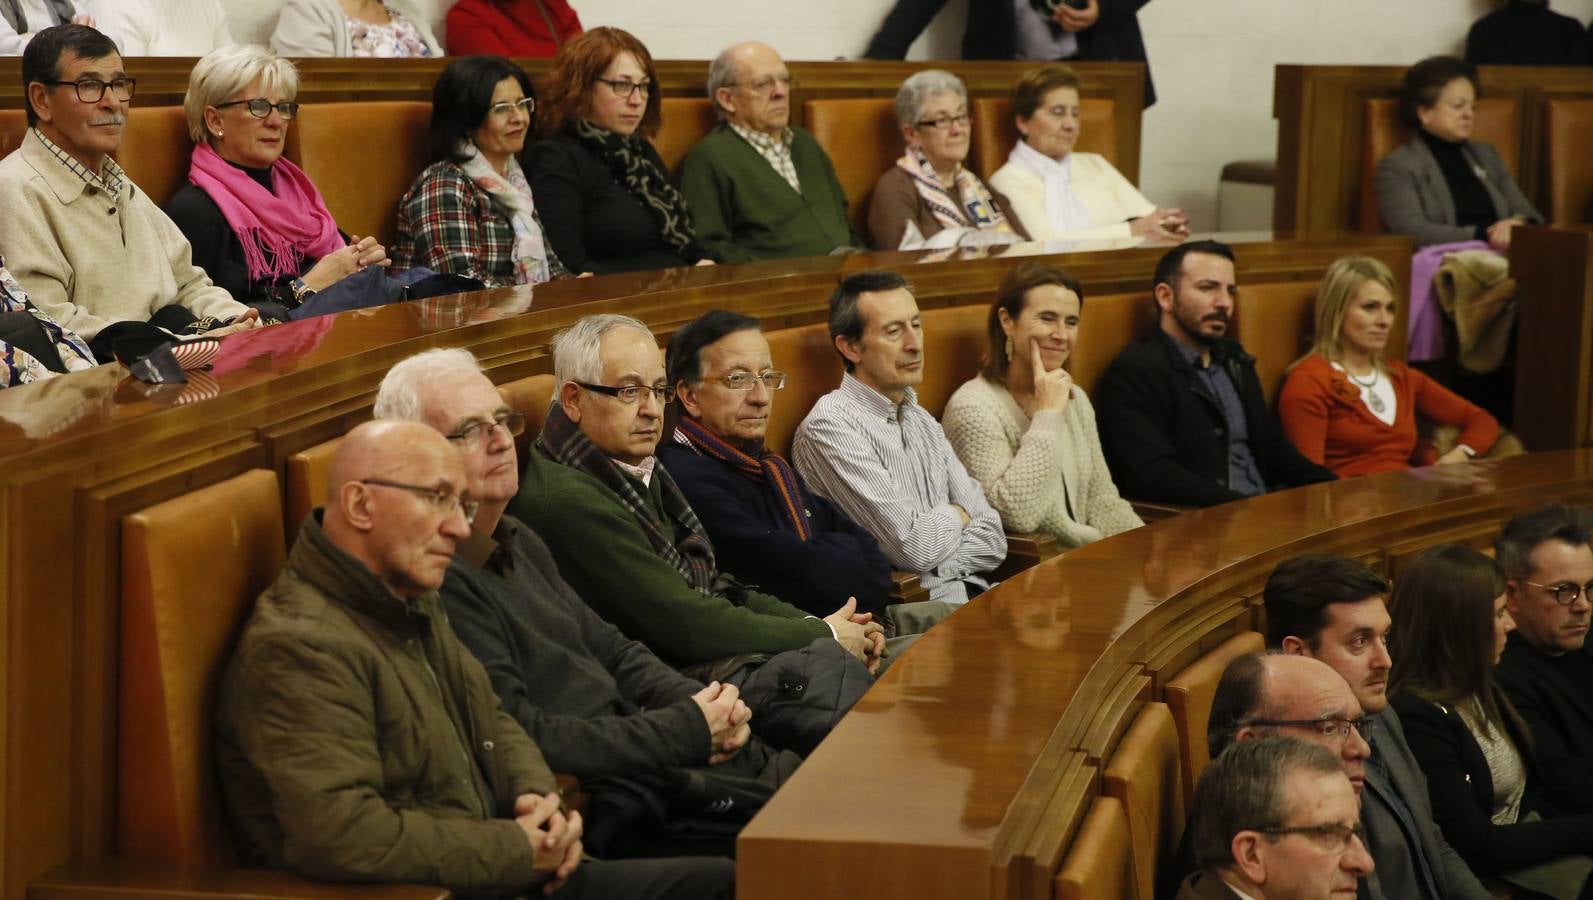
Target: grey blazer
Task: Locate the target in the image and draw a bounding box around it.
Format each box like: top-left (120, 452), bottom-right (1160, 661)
top-left (1360, 707), bottom-right (1492, 900)
top-left (1375, 136), bottom-right (1543, 248)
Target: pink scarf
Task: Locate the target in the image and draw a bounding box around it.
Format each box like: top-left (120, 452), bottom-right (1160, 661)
top-left (187, 143), bottom-right (345, 284)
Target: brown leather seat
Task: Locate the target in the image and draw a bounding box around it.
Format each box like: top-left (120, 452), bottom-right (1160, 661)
top-left (1358, 96), bottom-right (1519, 234)
top-left (968, 96), bottom-right (1118, 182)
top-left (1233, 281), bottom-right (1337, 409)
top-left (655, 97), bottom-right (719, 176)
top-left (765, 321), bottom-right (841, 458)
top-left (1104, 702), bottom-right (1186, 900)
top-left (0, 108), bottom-right (29, 159)
top-left (1068, 290), bottom-right (1158, 397)
top-left (285, 437), bottom-right (341, 545)
top-left (917, 303), bottom-right (991, 417)
top-left (498, 373), bottom-right (556, 461)
top-left (1164, 630), bottom-right (1265, 809)
top-left (802, 98), bottom-right (901, 241)
top-left (1545, 99), bottom-right (1593, 226)
top-left (114, 106), bottom-right (193, 208)
top-left (1054, 795), bottom-right (1138, 900)
top-left (285, 101), bottom-right (432, 246)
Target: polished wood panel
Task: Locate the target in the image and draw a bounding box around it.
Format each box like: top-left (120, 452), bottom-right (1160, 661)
top-left (1510, 226), bottom-right (1593, 451)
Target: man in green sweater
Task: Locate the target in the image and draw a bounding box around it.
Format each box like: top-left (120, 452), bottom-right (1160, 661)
top-left (509, 313), bottom-right (882, 755)
top-left (678, 41), bottom-right (859, 262)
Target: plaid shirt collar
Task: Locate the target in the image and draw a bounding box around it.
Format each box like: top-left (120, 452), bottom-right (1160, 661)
top-left (32, 127), bottom-right (125, 199)
top-left (729, 121), bottom-right (801, 193)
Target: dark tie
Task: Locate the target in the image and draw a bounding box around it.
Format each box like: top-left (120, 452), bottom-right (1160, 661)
top-left (1367, 742), bottom-right (1442, 899)
top-left (45, 0), bottom-right (73, 26)
top-left (0, 0), bottom-right (24, 34)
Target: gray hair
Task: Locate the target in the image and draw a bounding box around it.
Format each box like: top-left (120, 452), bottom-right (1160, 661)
top-left (183, 44), bottom-right (300, 145)
top-left (706, 46), bottom-right (739, 120)
top-left (894, 69), bottom-right (967, 129)
top-left (373, 348), bottom-right (485, 422)
top-left (1495, 503), bottom-right (1593, 580)
top-left (551, 314), bottom-right (655, 407)
top-left (1188, 737), bottom-right (1345, 870)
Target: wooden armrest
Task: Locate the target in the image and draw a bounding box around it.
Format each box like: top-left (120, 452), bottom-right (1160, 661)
top-left (1130, 500), bottom-right (1192, 523)
top-left (993, 530), bottom-right (1062, 581)
top-left (888, 570), bottom-right (931, 605)
top-left (31, 859), bottom-right (449, 900)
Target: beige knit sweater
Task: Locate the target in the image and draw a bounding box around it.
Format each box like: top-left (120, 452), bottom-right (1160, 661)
top-left (942, 375), bottom-right (1142, 549)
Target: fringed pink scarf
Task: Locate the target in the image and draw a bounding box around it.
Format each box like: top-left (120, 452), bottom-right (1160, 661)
top-left (187, 143), bottom-right (345, 283)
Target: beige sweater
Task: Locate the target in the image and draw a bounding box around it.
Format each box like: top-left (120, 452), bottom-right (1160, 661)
top-left (942, 375), bottom-right (1142, 549)
top-left (0, 130), bottom-right (246, 340)
top-left (989, 151), bottom-right (1156, 243)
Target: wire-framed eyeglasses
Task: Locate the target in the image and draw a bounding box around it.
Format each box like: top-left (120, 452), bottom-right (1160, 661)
top-left (358, 478), bottom-right (479, 523)
top-left (702, 371), bottom-right (787, 392)
top-left (444, 411), bottom-right (527, 452)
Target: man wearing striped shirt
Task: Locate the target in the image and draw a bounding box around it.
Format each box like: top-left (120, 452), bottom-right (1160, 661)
top-left (793, 270), bottom-right (1007, 605)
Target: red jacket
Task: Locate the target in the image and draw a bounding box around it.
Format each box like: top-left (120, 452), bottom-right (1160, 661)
top-left (1279, 354), bottom-right (1500, 477)
top-left (445, 0), bottom-right (582, 58)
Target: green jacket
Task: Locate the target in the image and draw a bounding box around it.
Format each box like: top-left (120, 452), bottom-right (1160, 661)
top-left (677, 123), bottom-right (854, 263)
top-left (214, 515), bottom-right (557, 896)
top-left (509, 449), bottom-right (830, 667)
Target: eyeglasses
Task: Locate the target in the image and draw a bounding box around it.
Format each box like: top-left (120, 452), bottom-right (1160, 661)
top-left (214, 98), bottom-right (300, 120)
top-left (595, 78), bottom-right (651, 99)
top-left (358, 478), bottom-right (479, 523)
top-left (444, 410), bottom-right (526, 452)
top-left (575, 381), bottom-right (673, 405)
top-left (728, 74), bottom-right (794, 96)
top-left (1257, 822), bottom-right (1368, 853)
top-left (46, 77), bottom-right (136, 103)
top-left (1242, 716), bottom-right (1375, 744)
top-left (487, 97), bottom-right (534, 118)
top-left (704, 370), bottom-right (787, 391)
top-left (914, 113), bottom-right (972, 131)
top-left (1523, 579), bottom-right (1593, 607)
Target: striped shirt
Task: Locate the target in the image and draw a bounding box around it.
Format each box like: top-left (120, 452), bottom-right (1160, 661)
top-left (729, 122), bottom-right (801, 194)
top-left (792, 372), bottom-right (1007, 604)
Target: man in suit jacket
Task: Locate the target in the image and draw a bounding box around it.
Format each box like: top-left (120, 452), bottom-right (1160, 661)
top-left (1265, 554), bottom-right (1492, 900)
top-left (1495, 504), bottom-right (1593, 813)
top-left (1093, 241), bottom-right (1335, 508)
top-left (1466, 0), bottom-right (1590, 67)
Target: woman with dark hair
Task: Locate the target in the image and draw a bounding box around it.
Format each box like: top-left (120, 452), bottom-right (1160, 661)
top-left (1376, 55), bottom-right (1542, 250)
top-left (941, 262), bottom-right (1140, 549)
top-left (392, 55), bottom-right (571, 287)
top-left (1389, 544), bottom-right (1593, 899)
top-left (526, 26), bottom-right (714, 274)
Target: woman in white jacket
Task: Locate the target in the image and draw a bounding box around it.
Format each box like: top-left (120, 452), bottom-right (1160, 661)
top-left (272, 0), bottom-right (440, 58)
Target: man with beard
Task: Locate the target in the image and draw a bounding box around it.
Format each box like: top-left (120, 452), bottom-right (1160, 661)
top-left (1094, 241), bottom-right (1334, 507)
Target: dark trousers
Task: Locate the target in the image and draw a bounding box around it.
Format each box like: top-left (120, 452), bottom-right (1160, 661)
top-left (556, 855), bottom-right (735, 899)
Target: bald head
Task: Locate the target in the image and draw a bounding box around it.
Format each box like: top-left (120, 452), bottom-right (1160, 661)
top-left (1243, 654), bottom-right (1372, 795)
top-left (709, 41), bottom-right (791, 134)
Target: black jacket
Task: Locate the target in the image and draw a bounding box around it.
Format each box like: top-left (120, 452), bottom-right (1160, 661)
top-left (1466, 1), bottom-right (1590, 67)
top-left (1497, 631), bottom-right (1593, 814)
top-left (1390, 689), bottom-right (1593, 876)
top-left (1093, 330), bottom-right (1336, 508)
top-left (863, 0), bottom-right (1156, 106)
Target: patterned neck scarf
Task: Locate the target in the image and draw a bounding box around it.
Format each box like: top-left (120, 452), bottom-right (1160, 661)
top-left (897, 145), bottom-right (1014, 235)
top-left (569, 118), bottom-right (697, 255)
top-left (538, 401), bottom-right (718, 593)
top-left (674, 417), bottom-right (812, 540)
top-left (456, 142), bottom-right (554, 285)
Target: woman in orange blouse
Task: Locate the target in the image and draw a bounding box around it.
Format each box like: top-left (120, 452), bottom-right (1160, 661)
top-left (1280, 255), bottom-right (1499, 477)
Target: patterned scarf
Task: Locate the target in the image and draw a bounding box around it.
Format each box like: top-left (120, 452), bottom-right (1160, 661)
top-left (570, 118), bottom-right (697, 255)
top-left (455, 141), bottom-right (554, 285)
top-left (538, 401), bottom-right (718, 593)
top-left (897, 145), bottom-right (1015, 235)
top-left (674, 417), bottom-right (813, 541)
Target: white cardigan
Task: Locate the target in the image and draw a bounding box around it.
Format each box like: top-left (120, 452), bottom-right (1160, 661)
top-left (942, 375), bottom-right (1143, 549)
top-left (271, 0), bottom-right (442, 57)
top-left (989, 149), bottom-right (1156, 242)
top-left (86, 0), bottom-right (232, 55)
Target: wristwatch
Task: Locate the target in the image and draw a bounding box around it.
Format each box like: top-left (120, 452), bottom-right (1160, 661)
top-left (288, 277), bottom-right (316, 304)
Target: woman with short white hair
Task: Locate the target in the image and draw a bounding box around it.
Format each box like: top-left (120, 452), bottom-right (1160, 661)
top-left (867, 68), bottom-right (1027, 251)
top-left (165, 44), bottom-right (388, 318)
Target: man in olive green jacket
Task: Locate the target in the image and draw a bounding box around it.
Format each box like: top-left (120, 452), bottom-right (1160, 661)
top-left (214, 420), bottom-right (732, 898)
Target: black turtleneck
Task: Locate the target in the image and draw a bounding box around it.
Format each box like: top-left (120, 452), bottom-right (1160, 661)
top-left (1418, 129), bottom-right (1500, 241)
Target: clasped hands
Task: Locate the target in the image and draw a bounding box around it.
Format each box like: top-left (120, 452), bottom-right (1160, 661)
top-left (824, 596), bottom-right (887, 674)
top-left (691, 680), bottom-right (753, 765)
top-left (513, 791), bottom-right (583, 895)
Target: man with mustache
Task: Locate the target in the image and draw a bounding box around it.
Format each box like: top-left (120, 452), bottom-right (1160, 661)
top-left (0, 24), bottom-right (258, 362)
top-left (792, 270), bottom-right (1007, 606)
top-left (1095, 240), bottom-right (1334, 507)
top-left (1266, 554), bottom-right (1492, 900)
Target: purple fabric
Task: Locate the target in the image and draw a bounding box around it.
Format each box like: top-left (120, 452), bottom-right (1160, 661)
top-left (1408, 240), bottom-right (1491, 361)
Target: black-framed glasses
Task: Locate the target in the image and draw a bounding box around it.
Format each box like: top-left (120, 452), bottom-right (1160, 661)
top-left (1523, 579), bottom-right (1593, 607)
top-left (914, 113), bottom-right (971, 131)
top-left (575, 381), bottom-right (673, 405)
top-left (1257, 822), bottom-right (1368, 853)
top-left (214, 98), bottom-right (299, 120)
top-left (487, 97), bottom-right (534, 118)
top-left (358, 478), bottom-right (479, 523)
top-left (704, 370), bottom-right (787, 392)
top-left (594, 78), bottom-right (652, 99)
top-left (728, 74), bottom-right (794, 96)
top-left (1242, 716), bottom-right (1375, 744)
top-left (47, 77), bottom-right (135, 103)
top-left (445, 410), bottom-right (526, 451)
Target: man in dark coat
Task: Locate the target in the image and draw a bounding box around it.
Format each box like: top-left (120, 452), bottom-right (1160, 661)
top-left (1466, 0), bottom-right (1589, 66)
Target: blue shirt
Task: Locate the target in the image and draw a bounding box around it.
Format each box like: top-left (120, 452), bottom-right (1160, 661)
top-left (1174, 339), bottom-right (1265, 497)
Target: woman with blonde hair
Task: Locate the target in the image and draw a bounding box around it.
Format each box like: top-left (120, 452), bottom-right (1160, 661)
top-left (1278, 255), bottom-right (1498, 477)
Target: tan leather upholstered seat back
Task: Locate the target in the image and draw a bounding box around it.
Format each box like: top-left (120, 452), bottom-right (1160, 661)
top-left (115, 106), bottom-right (193, 208)
top-left (499, 373), bottom-right (557, 461)
top-left (1069, 290), bottom-right (1157, 397)
top-left (285, 101), bottom-right (432, 246)
top-left (1054, 795), bottom-right (1139, 900)
top-left (655, 98), bottom-right (719, 176)
top-left (803, 98), bottom-right (900, 241)
top-left (119, 469), bottom-right (286, 865)
top-left (969, 96), bottom-right (1118, 182)
top-left (765, 321), bottom-right (842, 458)
top-left (286, 437), bottom-right (342, 545)
top-left (1164, 630), bottom-right (1265, 809)
top-left (1234, 279), bottom-right (1408, 409)
top-left (1358, 97), bottom-right (1519, 234)
top-left (1104, 701), bottom-right (1186, 900)
top-left (918, 303), bottom-right (992, 418)
top-left (1545, 99), bottom-right (1593, 225)
top-left (0, 108), bottom-right (26, 158)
